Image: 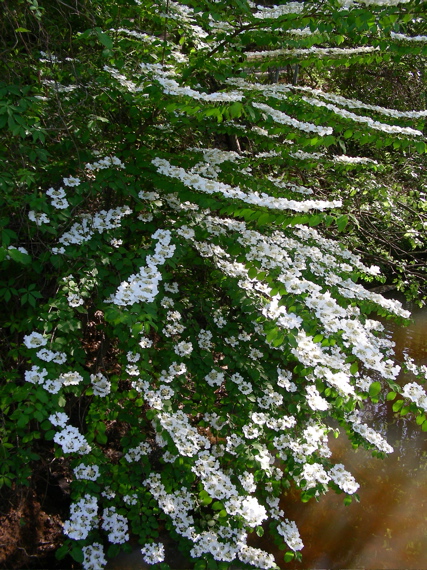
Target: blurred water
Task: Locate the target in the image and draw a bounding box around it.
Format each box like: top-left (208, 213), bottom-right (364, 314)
top-left (275, 299), bottom-right (427, 569)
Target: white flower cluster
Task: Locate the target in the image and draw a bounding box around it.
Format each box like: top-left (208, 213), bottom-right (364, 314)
top-left (49, 412), bottom-right (69, 427)
top-left (277, 368), bottom-right (297, 392)
top-left (198, 329), bottom-right (214, 350)
top-left (238, 546), bottom-right (276, 569)
top-left (401, 382), bottom-right (427, 411)
top-left (103, 65), bottom-right (140, 93)
top-left (46, 186), bottom-right (69, 209)
top-left (54, 425), bottom-right (91, 455)
top-left (140, 542), bottom-right (165, 565)
top-left (106, 229), bottom-right (174, 306)
top-left (301, 95), bottom-right (423, 137)
top-left (190, 147), bottom-right (243, 166)
top-left (123, 493), bottom-right (138, 505)
top-left (23, 331), bottom-right (48, 349)
top-left (63, 274), bottom-right (85, 308)
top-left (285, 82), bottom-right (427, 119)
top-left (156, 411), bottom-right (210, 456)
top-left (329, 463), bottom-right (359, 494)
top-left (36, 347), bottom-right (67, 363)
top-left (137, 381), bottom-right (174, 410)
top-left (28, 210), bottom-right (50, 226)
top-left (253, 102), bottom-right (333, 137)
top-left (85, 154), bottom-right (125, 171)
top-left (252, 2), bottom-right (304, 18)
top-left (275, 422), bottom-right (331, 464)
top-left (391, 31), bottom-right (427, 42)
top-left (73, 463), bottom-right (101, 481)
top-left (229, 371), bottom-right (253, 395)
top-left (339, 0), bottom-right (410, 6)
top-left (144, 473), bottom-right (196, 539)
top-left (154, 74), bottom-right (244, 102)
top-left (124, 441), bottom-right (151, 462)
top-left (306, 385), bottom-right (329, 411)
top-left (63, 494), bottom-right (98, 540)
top-left (102, 507), bottom-right (129, 544)
top-left (333, 154), bottom-right (378, 165)
top-left (296, 462), bottom-right (330, 489)
top-left (267, 176), bottom-right (314, 195)
top-left (277, 519), bottom-right (304, 551)
top-left (145, 455), bottom-right (275, 565)
top-left (174, 340), bottom-right (193, 357)
top-left (203, 219), bottom-right (396, 386)
top-left (351, 421), bottom-right (393, 453)
top-left (82, 543), bottom-right (107, 570)
top-left (246, 46), bottom-right (378, 61)
top-left (205, 369), bottom-right (225, 387)
top-left (90, 372), bottom-right (111, 397)
top-left (404, 355), bottom-right (427, 379)
top-left (24, 366), bottom-right (85, 393)
top-left (152, 157), bottom-right (342, 212)
top-left (58, 206), bottom-right (132, 247)
top-left (109, 27), bottom-right (153, 42)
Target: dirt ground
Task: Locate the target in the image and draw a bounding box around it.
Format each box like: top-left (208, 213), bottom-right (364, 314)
top-left (0, 458), bottom-right (79, 570)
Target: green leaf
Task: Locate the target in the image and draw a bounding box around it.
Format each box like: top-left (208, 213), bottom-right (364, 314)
top-left (96, 29), bottom-right (113, 50)
top-left (7, 249), bottom-right (31, 264)
top-left (368, 381), bottom-right (381, 398)
top-left (337, 214), bottom-right (349, 232)
top-left (198, 490), bottom-right (212, 505)
top-left (415, 414), bottom-right (426, 425)
top-left (392, 399), bottom-right (404, 412)
top-left (248, 267), bottom-right (258, 279)
top-left (284, 552), bottom-right (295, 562)
top-left (70, 546), bottom-right (84, 563)
top-left (386, 391), bottom-right (396, 401)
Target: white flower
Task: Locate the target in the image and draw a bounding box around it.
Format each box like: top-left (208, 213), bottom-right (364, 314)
top-left (164, 282), bottom-right (179, 293)
top-left (73, 463), bottom-right (101, 481)
top-left (49, 412), bottom-right (69, 427)
top-left (23, 332), bottom-right (48, 349)
top-left (25, 365), bottom-right (48, 384)
top-left (277, 519), bottom-right (304, 551)
top-left (54, 425), bottom-right (91, 454)
top-left (124, 441), bottom-right (151, 462)
top-left (51, 197), bottom-right (69, 209)
top-left (139, 337), bottom-right (153, 348)
top-left (63, 176), bottom-right (80, 187)
top-left (90, 372), bottom-right (111, 396)
top-left (68, 293), bottom-right (84, 307)
top-left (82, 543), bottom-right (107, 570)
top-left (28, 211), bottom-right (50, 225)
top-left (60, 371), bottom-right (84, 386)
top-left (140, 543), bottom-right (165, 565)
top-left (306, 385), bottom-right (330, 411)
top-left (102, 507), bottom-right (129, 544)
top-left (174, 341), bottom-right (193, 357)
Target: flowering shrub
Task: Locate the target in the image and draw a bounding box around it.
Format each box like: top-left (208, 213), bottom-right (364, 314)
top-left (1, 0), bottom-right (427, 569)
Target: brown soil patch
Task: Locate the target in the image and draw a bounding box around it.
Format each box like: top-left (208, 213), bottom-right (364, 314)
top-left (0, 461), bottom-right (78, 569)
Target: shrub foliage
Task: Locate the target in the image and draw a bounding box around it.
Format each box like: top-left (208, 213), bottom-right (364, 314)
top-left (1, 1), bottom-right (427, 569)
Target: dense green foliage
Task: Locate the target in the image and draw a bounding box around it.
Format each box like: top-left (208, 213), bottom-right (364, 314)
top-left (1, 1), bottom-right (427, 569)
